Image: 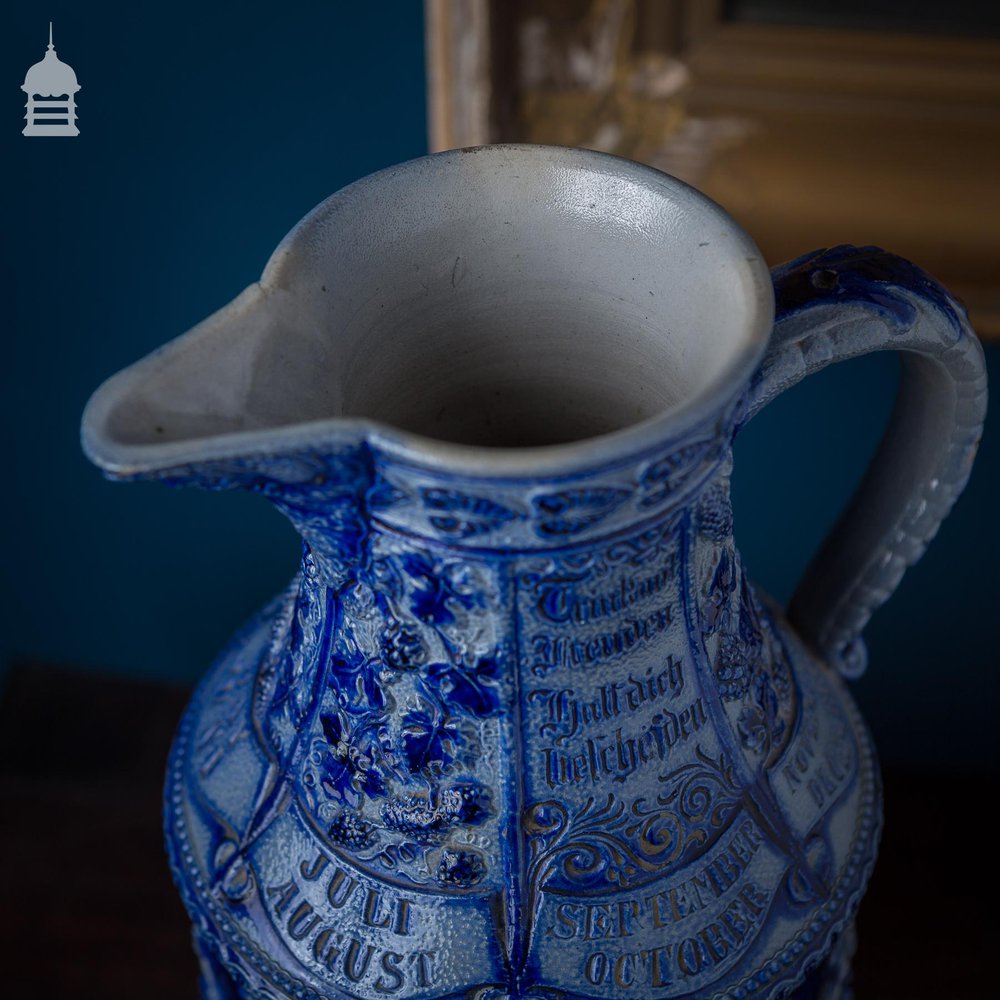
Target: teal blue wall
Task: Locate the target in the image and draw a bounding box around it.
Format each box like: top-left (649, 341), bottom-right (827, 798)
top-left (733, 351), bottom-right (999, 771)
top-left (2, 1), bottom-right (428, 684)
top-left (3, 3), bottom-right (996, 771)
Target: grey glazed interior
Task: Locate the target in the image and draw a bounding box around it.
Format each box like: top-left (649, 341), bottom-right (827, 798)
top-left (101, 148), bottom-right (765, 450)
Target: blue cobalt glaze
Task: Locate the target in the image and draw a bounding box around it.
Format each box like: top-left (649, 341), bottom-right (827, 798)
top-left (771, 244), bottom-right (964, 338)
top-left (82, 148), bottom-right (986, 999)
top-left (152, 430), bottom-right (885, 999)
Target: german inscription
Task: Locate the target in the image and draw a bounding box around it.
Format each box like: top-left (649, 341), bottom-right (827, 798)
top-left (531, 814), bottom-right (787, 994)
top-left (250, 806), bottom-right (500, 996)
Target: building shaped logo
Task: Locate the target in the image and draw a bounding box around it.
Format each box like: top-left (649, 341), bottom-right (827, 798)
top-left (22, 23), bottom-right (80, 136)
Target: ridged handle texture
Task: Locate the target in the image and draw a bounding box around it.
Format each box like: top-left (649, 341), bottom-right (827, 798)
top-left (743, 245), bottom-right (987, 677)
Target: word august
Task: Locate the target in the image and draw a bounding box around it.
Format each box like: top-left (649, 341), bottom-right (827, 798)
top-left (264, 854), bottom-right (435, 994)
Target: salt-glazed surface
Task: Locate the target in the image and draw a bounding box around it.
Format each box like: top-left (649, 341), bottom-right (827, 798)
top-left (83, 147), bottom-right (986, 999)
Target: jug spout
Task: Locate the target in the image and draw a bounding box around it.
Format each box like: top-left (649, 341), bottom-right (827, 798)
top-left (81, 280), bottom-right (374, 584)
top-left (81, 281), bottom-right (365, 480)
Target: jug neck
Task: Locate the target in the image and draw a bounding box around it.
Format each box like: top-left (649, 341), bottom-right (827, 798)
top-left (256, 427), bottom-right (743, 760)
top-left (303, 425), bottom-right (736, 584)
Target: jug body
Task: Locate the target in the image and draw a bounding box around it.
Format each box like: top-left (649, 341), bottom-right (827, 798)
top-left (160, 432), bottom-right (876, 1000)
top-left (82, 146), bottom-right (985, 999)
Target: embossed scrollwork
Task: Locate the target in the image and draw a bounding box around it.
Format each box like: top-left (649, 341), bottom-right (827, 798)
top-left (524, 747), bottom-right (744, 898)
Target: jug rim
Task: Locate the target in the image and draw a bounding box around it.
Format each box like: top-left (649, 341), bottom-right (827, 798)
top-left (83, 144), bottom-right (774, 480)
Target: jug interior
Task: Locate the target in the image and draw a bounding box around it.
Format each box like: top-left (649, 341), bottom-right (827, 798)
top-left (339, 276), bottom-right (725, 448)
top-left (94, 148), bottom-right (769, 454)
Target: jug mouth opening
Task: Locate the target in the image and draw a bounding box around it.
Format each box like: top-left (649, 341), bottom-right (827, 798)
top-left (83, 145), bottom-right (773, 479)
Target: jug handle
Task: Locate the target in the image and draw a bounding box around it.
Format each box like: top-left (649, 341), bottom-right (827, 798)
top-left (740, 245), bottom-right (987, 678)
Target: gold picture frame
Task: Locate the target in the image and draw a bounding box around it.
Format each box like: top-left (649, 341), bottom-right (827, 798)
top-left (426, 0), bottom-right (1000, 337)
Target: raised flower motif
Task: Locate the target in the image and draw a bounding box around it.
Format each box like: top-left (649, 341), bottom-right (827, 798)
top-left (436, 848), bottom-right (486, 886)
top-left (399, 708), bottom-right (464, 776)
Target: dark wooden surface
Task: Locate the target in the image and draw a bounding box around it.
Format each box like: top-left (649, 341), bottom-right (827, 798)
top-left (0, 666), bottom-right (197, 997)
top-left (0, 664), bottom-right (993, 997)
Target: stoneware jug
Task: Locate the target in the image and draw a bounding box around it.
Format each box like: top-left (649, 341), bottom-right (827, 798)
top-left (83, 146), bottom-right (986, 1000)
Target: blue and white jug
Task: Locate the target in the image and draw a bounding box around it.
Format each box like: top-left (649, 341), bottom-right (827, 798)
top-left (83, 146), bottom-right (985, 999)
